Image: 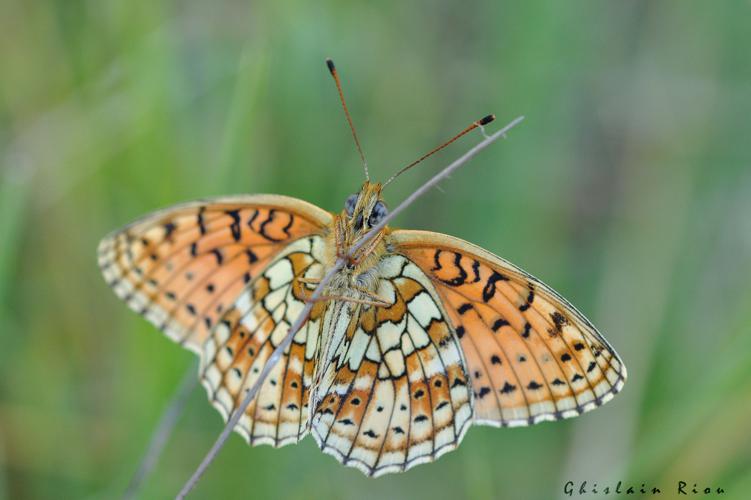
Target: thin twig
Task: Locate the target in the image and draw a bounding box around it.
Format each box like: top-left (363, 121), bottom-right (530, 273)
top-left (175, 261), bottom-right (345, 500)
top-left (351, 115), bottom-right (525, 255)
top-left (175, 115), bottom-right (525, 499)
top-left (124, 364), bottom-right (198, 499)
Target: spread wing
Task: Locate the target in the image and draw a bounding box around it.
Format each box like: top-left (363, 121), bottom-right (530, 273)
top-left (201, 236), bottom-right (328, 446)
top-left (98, 196), bottom-right (333, 446)
top-left (310, 254), bottom-right (473, 477)
top-left (391, 230), bottom-right (627, 427)
top-left (97, 195), bottom-right (332, 353)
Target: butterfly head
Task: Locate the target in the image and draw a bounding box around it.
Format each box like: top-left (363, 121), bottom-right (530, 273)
top-left (342, 182), bottom-right (388, 238)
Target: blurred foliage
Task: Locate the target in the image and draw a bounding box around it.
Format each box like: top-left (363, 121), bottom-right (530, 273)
top-left (1, 1), bottom-right (750, 499)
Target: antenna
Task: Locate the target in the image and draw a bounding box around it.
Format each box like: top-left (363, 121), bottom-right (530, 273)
top-left (383, 114), bottom-right (495, 187)
top-left (326, 58), bottom-right (369, 181)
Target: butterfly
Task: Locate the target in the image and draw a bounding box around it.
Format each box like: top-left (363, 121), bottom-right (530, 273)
top-left (98, 59), bottom-right (626, 478)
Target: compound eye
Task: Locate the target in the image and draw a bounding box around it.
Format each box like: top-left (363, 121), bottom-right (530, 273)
top-left (368, 201), bottom-right (388, 226)
top-left (344, 194), bottom-right (358, 216)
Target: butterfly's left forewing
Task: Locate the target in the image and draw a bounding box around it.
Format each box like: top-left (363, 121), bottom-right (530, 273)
top-left (98, 195), bottom-right (332, 353)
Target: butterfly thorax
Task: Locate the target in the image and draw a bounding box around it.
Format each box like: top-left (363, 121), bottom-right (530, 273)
top-left (309, 182), bottom-right (395, 406)
top-left (321, 181), bottom-right (391, 297)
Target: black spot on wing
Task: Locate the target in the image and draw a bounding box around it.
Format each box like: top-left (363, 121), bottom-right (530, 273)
top-left (457, 303), bottom-right (472, 315)
top-left (440, 252), bottom-right (468, 286)
top-left (471, 260), bottom-right (481, 282)
top-left (519, 289), bottom-right (535, 311)
top-left (550, 311), bottom-right (568, 334)
top-left (281, 212), bottom-right (295, 237)
top-left (499, 382), bottom-right (517, 394)
top-left (163, 222), bottom-right (177, 240)
top-left (247, 209), bottom-right (260, 229)
top-left (482, 271), bottom-right (509, 302)
top-left (451, 377), bottom-right (467, 388)
top-left (197, 207), bottom-right (207, 235)
top-left (431, 250), bottom-right (443, 271)
top-left (259, 209), bottom-right (283, 242)
top-left (225, 209), bottom-right (242, 241)
top-left (245, 248), bottom-right (258, 263)
top-left (492, 318), bottom-right (509, 332)
top-left (521, 322), bottom-right (532, 339)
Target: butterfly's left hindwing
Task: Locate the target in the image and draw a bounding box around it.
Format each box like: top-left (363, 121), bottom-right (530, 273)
top-left (310, 255), bottom-right (473, 477)
top-left (202, 236), bottom-right (328, 446)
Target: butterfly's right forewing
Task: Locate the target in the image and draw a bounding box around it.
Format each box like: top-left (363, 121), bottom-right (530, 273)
top-left (392, 230), bottom-right (626, 428)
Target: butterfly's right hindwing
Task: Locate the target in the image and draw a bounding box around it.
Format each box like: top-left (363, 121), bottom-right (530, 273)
top-left (310, 254), bottom-right (473, 477)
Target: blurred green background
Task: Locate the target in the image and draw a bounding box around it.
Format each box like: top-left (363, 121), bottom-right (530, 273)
top-left (1, 1), bottom-right (750, 498)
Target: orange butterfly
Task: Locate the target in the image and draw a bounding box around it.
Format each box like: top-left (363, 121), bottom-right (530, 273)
top-left (98, 59), bottom-right (626, 477)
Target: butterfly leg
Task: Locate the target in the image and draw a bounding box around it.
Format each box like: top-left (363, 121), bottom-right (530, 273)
top-left (296, 276), bottom-right (321, 287)
top-left (316, 294), bottom-right (390, 307)
top-left (333, 216), bottom-right (385, 266)
top-left (348, 231), bottom-right (385, 265)
top-left (349, 284), bottom-right (393, 307)
top-left (299, 286), bottom-right (390, 308)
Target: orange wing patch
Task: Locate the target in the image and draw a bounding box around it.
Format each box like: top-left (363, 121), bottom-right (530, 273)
top-left (97, 195), bottom-right (331, 353)
top-left (201, 236), bottom-right (328, 446)
top-left (310, 255), bottom-right (472, 477)
top-left (392, 230), bottom-right (626, 427)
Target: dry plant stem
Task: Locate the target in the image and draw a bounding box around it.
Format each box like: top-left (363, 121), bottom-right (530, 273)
top-left (124, 365), bottom-right (198, 499)
top-left (352, 115), bottom-right (525, 255)
top-left (175, 261), bottom-right (345, 500)
top-left (175, 115), bottom-right (525, 499)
